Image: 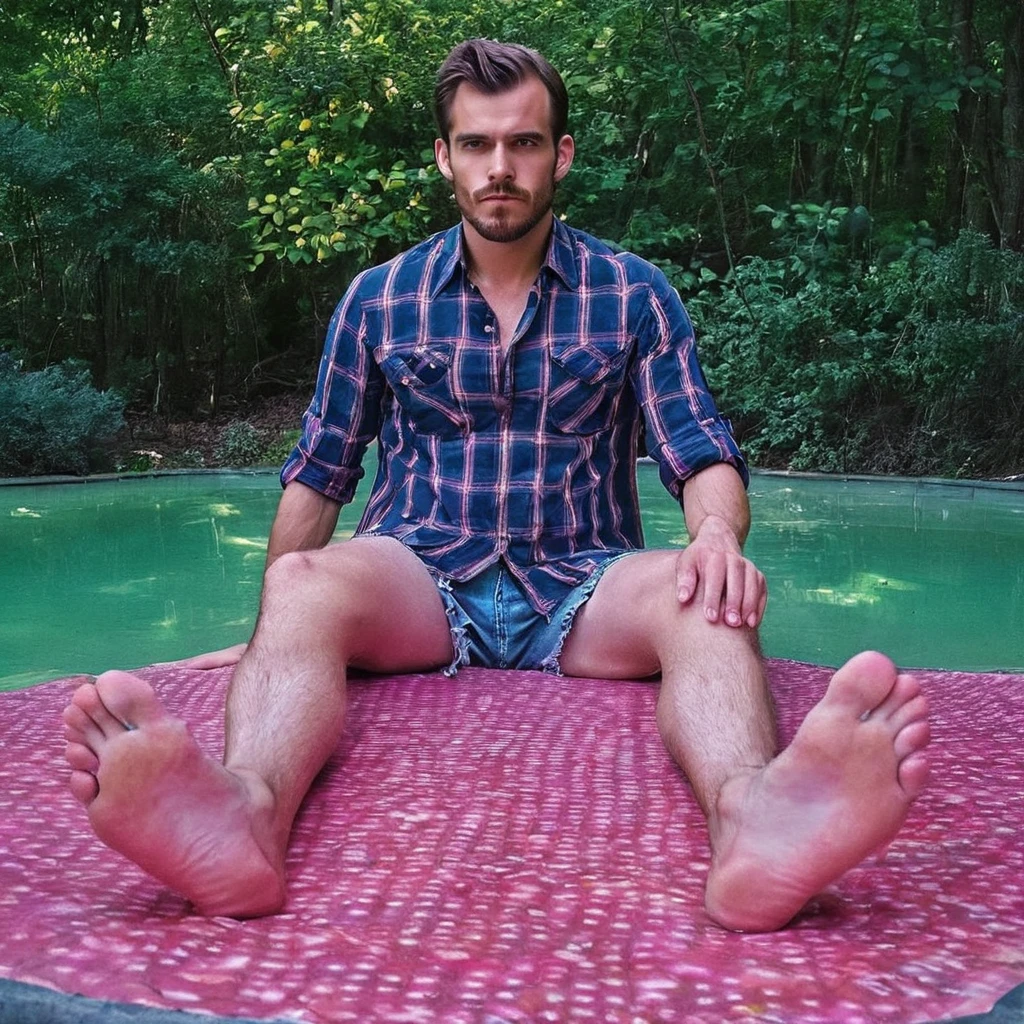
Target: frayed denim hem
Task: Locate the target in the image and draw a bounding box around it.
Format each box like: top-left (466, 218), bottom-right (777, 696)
top-left (539, 551), bottom-right (637, 676)
top-left (432, 574), bottom-right (472, 677)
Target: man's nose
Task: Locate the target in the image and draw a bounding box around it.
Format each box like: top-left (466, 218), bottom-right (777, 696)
top-left (488, 145), bottom-right (514, 181)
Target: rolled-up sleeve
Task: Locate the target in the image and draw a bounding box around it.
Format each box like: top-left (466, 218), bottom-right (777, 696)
top-left (280, 272), bottom-right (385, 503)
top-left (631, 269), bottom-right (748, 499)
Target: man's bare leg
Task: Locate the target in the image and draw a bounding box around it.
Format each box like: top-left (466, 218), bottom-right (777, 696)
top-left (62, 537), bottom-right (453, 917)
top-left (559, 549), bottom-right (930, 932)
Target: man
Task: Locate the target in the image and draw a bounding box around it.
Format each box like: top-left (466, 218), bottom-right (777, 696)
top-left (62, 40), bottom-right (929, 932)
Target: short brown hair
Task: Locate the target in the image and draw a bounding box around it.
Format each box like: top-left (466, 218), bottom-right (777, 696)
top-left (435, 39), bottom-right (569, 143)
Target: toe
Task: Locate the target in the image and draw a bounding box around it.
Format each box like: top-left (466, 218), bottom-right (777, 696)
top-left (69, 770), bottom-right (99, 805)
top-left (62, 703), bottom-right (101, 746)
top-left (874, 673), bottom-right (923, 720)
top-left (826, 650), bottom-right (898, 715)
top-left (94, 671), bottom-right (166, 729)
top-left (73, 682), bottom-right (128, 739)
top-left (897, 749), bottom-right (929, 799)
top-left (66, 742), bottom-right (100, 773)
top-left (894, 718), bottom-right (930, 762)
top-left (887, 693), bottom-right (929, 733)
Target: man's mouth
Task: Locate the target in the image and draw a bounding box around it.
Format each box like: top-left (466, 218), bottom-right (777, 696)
top-left (477, 189), bottom-right (527, 202)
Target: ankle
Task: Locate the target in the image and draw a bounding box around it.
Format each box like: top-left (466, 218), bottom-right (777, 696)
top-left (707, 765), bottom-right (762, 849)
top-left (224, 764), bottom-right (295, 851)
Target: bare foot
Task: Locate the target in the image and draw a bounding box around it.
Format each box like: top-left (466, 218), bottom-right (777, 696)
top-left (705, 651), bottom-right (930, 932)
top-left (62, 671), bottom-right (286, 917)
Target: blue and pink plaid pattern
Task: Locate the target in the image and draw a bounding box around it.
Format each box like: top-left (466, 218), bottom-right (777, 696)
top-left (282, 218), bottom-right (747, 615)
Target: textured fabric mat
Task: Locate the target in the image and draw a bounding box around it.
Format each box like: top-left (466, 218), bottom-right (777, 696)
top-left (0, 661), bottom-right (1022, 1023)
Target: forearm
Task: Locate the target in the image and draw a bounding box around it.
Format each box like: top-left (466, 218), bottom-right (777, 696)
top-left (265, 481), bottom-right (342, 568)
top-left (681, 462), bottom-right (751, 548)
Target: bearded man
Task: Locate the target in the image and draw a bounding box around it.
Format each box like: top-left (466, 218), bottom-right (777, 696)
top-left (62, 39), bottom-right (930, 932)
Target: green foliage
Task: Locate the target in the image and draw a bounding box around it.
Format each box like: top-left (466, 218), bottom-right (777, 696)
top-left (0, 110), bottom-right (247, 415)
top-left (0, 355), bottom-right (125, 475)
top-left (0, 0), bottom-right (1022, 476)
top-left (117, 449), bottom-right (165, 473)
top-left (211, 423), bottom-right (299, 467)
top-left (261, 428), bottom-right (302, 467)
top-left (218, 0), bottom-right (442, 270)
top-left (214, 421), bottom-right (266, 466)
top-left (693, 231), bottom-right (1024, 477)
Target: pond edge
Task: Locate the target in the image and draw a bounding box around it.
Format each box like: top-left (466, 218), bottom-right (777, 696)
top-left (2, 461), bottom-right (1023, 493)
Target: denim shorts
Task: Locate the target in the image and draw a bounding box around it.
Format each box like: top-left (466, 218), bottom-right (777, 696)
top-left (430, 554), bottom-right (635, 677)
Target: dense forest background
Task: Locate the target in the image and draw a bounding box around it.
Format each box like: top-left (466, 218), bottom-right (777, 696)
top-left (1, 0), bottom-right (1022, 477)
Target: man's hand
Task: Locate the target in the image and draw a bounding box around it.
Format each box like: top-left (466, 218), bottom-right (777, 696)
top-left (164, 642), bottom-right (249, 670)
top-left (675, 515), bottom-right (767, 629)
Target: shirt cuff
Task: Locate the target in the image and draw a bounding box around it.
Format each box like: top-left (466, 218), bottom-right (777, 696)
top-left (280, 446), bottom-right (363, 505)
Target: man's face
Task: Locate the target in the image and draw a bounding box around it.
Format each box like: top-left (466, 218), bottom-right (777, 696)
top-left (435, 76), bottom-right (574, 245)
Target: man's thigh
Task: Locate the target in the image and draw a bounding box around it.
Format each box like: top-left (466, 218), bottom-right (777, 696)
top-left (554, 550), bottom-right (675, 678)
top-left (283, 535), bottom-right (454, 675)
top-left (562, 544), bottom-right (760, 678)
top-left (559, 549), bottom-right (761, 680)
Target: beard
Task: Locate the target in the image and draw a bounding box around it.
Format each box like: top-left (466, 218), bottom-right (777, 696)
top-left (454, 175), bottom-right (556, 244)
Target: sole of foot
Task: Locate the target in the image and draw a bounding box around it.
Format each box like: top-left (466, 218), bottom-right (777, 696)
top-left (705, 650), bottom-right (930, 932)
top-left (62, 670), bottom-right (286, 918)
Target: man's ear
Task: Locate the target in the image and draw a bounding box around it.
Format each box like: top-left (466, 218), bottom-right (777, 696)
top-left (434, 138), bottom-right (453, 181)
top-left (554, 134), bottom-right (575, 184)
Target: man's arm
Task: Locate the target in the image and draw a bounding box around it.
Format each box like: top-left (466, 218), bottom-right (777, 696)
top-left (681, 459), bottom-right (750, 547)
top-left (629, 269), bottom-right (763, 629)
top-left (676, 462), bottom-right (767, 629)
top-left (266, 480), bottom-right (342, 569)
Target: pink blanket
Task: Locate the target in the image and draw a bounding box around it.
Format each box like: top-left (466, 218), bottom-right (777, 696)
top-left (1, 660), bottom-right (1022, 1023)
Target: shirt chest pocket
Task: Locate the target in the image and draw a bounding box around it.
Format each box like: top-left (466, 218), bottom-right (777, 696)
top-left (547, 340), bottom-right (632, 435)
top-left (378, 344), bottom-right (467, 437)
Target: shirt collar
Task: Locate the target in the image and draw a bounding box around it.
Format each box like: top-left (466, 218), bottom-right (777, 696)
top-left (428, 217), bottom-right (580, 299)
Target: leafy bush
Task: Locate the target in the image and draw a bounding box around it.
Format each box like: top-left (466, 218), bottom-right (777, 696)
top-left (214, 421), bottom-right (265, 466)
top-left (260, 429), bottom-right (301, 468)
top-left (116, 450), bottom-right (164, 473)
top-left (0, 355), bottom-right (125, 476)
top-left (692, 231), bottom-right (1024, 477)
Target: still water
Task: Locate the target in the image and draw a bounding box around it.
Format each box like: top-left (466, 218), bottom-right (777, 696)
top-left (2, 466), bottom-right (1022, 689)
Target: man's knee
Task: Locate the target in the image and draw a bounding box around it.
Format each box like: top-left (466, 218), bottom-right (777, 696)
top-left (601, 549), bottom-right (758, 648)
top-left (608, 550), bottom-right (691, 624)
top-left (263, 548), bottom-right (329, 597)
top-left (261, 541), bottom-right (380, 617)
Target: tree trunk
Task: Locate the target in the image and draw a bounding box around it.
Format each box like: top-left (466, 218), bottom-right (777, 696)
top-left (946, 0), bottom-right (979, 233)
top-left (93, 259), bottom-right (109, 389)
top-left (895, 103), bottom-right (929, 218)
top-left (997, 3), bottom-right (1024, 250)
top-left (816, 0), bottom-right (858, 201)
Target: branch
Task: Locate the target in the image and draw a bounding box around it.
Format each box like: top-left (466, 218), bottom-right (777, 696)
top-left (659, 8), bottom-right (753, 320)
top-left (190, 0), bottom-right (233, 89)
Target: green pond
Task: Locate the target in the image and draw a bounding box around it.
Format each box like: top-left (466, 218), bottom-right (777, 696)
top-left (2, 465), bottom-right (1022, 690)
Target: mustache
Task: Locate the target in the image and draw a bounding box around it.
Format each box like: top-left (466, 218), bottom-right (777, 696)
top-left (473, 184), bottom-right (530, 202)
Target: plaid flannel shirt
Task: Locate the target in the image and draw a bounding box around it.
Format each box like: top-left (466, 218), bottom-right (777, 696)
top-left (282, 218), bottom-right (747, 615)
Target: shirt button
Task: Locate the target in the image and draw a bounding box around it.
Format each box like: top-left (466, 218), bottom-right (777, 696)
top-left (484, 324), bottom-right (494, 333)
top-left (401, 376), bottom-right (410, 385)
